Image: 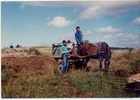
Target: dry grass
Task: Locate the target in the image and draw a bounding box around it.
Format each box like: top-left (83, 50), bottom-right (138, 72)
top-left (1, 46), bottom-right (52, 58)
top-left (87, 49), bottom-right (140, 74)
top-left (109, 49), bottom-right (140, 72)
top-left (1, 48), bottom-right (140, 98)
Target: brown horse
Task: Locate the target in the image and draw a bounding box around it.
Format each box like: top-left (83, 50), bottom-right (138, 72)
top-left (80, 42), bottom-right (111, 72)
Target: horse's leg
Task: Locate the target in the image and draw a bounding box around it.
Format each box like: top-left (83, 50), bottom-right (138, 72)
top-left (84, 57), bottom-right (90, 72)
top-left (99, 56), bottom-right (103, 73)
top-left (82, 58), bottom-right (85, 70)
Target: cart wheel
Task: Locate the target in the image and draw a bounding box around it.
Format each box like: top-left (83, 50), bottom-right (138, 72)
top-left (54, 58), bottom-right (59, 61)
top-left (57, 61), bottom-right (63, 73)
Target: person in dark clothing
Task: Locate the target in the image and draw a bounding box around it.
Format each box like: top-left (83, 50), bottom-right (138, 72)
top-left (75, 26), bottom-right (83, 55)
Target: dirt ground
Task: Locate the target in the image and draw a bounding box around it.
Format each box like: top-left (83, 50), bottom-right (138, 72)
top-left (1, 55), bottom-right (56, 86)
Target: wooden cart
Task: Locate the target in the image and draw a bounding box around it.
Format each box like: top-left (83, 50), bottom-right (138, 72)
top-left (51, 42), bottom-right (86, 73)
top-left (108, 73), bottom-right (140, 91)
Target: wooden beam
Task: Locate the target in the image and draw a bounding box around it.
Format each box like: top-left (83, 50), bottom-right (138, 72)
top-left (58, 44), bottom-right (60, 55)
top-left (52, 44), bottom-right (54, 55)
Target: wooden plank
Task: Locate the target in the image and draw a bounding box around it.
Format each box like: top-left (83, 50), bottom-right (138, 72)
top-left (72, 42), bottom-right (75, 55)
top-left (58, 44), bottom-right (60, 55)
top-left (54, 45), bottom-right (62, 48)
top-left (112, 86), bottom-right (140, 91)
top-left (52, 55), bottom-right (62, 59)
top-left (108, 82), bottom-right (126, 85)
top-left (73, 52), bottom-right (105, 59)
top-left (52, 44), bottom-right (54, 55)
top-left (127, 73), bottom-right (140, 83)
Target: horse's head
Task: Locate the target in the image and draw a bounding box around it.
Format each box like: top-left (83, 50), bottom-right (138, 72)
top-left (105, 58), bottom-right (110, 71)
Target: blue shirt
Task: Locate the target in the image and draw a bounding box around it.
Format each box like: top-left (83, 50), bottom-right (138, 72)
top-left (60, 45), bottom-right (68, 55)
top-left (75, 31), bottom-right (83, 44)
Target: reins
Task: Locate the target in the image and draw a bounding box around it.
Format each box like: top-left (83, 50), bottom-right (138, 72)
top-left (83, 44), bottom-right (97, 54)
top-left (83, 43), bottom-right (101, 55)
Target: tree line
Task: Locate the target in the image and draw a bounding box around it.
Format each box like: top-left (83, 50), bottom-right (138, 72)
top-left (4, 44), bottom-right (22, 49)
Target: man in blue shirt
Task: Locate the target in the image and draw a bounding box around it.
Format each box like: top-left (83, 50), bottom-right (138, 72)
top-left (75, 26), bottom-right (83, 55)
top-left (60, 40), bottom-right (70, 74)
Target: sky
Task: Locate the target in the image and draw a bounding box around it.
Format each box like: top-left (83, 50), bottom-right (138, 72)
top-left (1, 1), bottom-right (140, 48)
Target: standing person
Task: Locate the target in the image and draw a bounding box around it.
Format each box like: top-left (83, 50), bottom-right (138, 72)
top-left (60, 40), bottom-right (70, 74)
top-left (75, 26), bottom-right (83, 55)
top-left (67, 40), bottom-right (73, 58)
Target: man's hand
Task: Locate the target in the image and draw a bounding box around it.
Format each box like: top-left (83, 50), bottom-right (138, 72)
top-left (78, 43), bottom-right (81, 45)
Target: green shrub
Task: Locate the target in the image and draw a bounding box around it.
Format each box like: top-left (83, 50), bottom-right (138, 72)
top-left (131, 60), bottom-right (140, 72)
top-left (35, 49), bottom-right (41, 55)
top-left (28, 48), bottom-right (41, 55)
top-left (24, 49), bottom-right (28, 53)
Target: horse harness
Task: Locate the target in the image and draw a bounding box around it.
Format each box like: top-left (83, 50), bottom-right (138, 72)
top-left (83, 42), bottom-right (102, 56)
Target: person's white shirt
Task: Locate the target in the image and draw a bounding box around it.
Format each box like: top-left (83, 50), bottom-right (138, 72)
top-left (67, 43), bottom-right (73, 49)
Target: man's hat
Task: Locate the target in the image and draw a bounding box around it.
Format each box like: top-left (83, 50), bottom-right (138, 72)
top-left (62, 40), bottom-right (66, 43)
top-left (76, 26), bottom-right (80, 30)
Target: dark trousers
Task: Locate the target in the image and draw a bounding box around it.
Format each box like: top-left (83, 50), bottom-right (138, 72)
top-left (77, 44), bottom-right (81, 55)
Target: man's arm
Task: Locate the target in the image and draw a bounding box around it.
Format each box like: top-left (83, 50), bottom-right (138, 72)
top-left (81, 35), bottom-right (83, 43)
top-left (75, 33), bottom-right (80, 45)
top-left (76, 39), bottom-right (80, 45)
top-left (61, 51), bottom-right (69, 55)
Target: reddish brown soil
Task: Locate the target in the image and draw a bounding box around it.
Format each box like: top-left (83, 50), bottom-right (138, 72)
top-left (1, 56), bottom-right (56, 86)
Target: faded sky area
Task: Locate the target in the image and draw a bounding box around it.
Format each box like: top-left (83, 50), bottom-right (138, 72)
top-left (1, 1), bottom-right (140, 48)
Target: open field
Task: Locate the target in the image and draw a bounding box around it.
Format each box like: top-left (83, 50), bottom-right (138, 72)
top-left (1, 46), bottom-right (52, 58)
top-left (1, 47), bottom-right (140, 98)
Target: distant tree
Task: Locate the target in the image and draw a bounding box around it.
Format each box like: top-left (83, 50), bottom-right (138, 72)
top-left (16, 44), bottom-right (20, 48)
top-left (10, 45), bottom-right (14, 48)
top-left (10, 43), bottom-right (14, 48)
top-left (16, 44), bottom-right (22, 48)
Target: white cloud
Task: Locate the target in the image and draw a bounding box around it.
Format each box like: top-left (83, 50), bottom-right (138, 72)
top-left (20, 1), bottom-right (100, 9)
top-left (125, 29), bottom-right (132, 33)
top-left (26, 25), bottom-right (33, 29)
top-left (20, 1), bottom-right (81, 9)
top-left (96, 27), bottom-right (123, 33)
top-left (116, 33), bottom-right (123, 37)
top-left (46, 16), bottom-right (75, 27)
top-left (79, 5), bottom-right (101, 19)
top-left (103, 32), bottom-right (140, 48)
top-left (103, 35), bottom-right (113, 39)
top-left (79, 1), bottom-right (140, 20)
top-left (131, 17), bottom-right (140, 25)
top-left (20, 1), bottom-right (140, 20)
top-left (103, 33), bottom-right (123, 39)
